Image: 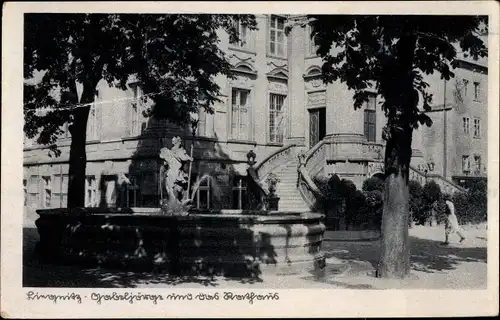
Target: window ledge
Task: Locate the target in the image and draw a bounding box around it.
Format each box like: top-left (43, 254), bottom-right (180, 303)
top-left (228, 46), bottom-right (257, 55)
top-left (305, 54), bottom-right (319, 59)
top-left (266, 54), bottom-right (287, 60)
top-left (189, 135), bottom-right (218, 142)
top-left (266, 142), bottom-right (284, 147)
top-left (121, 136), bottom-right (144, 141)
top-left (227, 139), bottom-right (257, 146)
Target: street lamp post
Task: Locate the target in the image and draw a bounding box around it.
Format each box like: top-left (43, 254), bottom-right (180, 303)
top-left (187, 112), bottom-right (199, 200)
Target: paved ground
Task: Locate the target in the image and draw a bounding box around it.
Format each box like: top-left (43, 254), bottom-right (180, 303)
top-left (23, 224), bottom-right (487, 289)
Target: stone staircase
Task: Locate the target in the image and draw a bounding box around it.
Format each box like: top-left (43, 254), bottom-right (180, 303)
top-left (273, 158), bottom-right (311, 212)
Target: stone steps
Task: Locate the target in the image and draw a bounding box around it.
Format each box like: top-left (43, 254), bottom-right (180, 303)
top-left (266, 160), bottom-right (311, 211)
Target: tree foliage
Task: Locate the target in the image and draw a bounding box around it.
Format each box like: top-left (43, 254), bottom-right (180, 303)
top-left (24, 13), bottom-right (257, 147)
top-left (24, 13), bottom-right (257, 207)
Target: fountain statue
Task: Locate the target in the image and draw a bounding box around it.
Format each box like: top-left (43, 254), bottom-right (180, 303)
top-left (99, 161), bottom-right (131, 208)
top-left (159, 136), bottom-right (193, 216)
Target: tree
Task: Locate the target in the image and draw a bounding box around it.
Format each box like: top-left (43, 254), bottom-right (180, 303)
top-left (24, 14), bottom-right (257, 208)
top-left (306, 15), bottom-right (487, 278)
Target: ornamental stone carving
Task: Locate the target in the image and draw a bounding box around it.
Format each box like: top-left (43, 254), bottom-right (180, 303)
top-left (268, 80), bottom-right (288, 94)
top-left (305, 77), bottom-right (326, 91)
top-left (229, 75), bottom-right (253, 89)
top-left (367, 162), bottom-right (384, 176)
top-left (307, 91), bottom-right (326, 106)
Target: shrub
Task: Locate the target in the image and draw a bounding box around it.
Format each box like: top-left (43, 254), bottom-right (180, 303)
top-left (453, 191), bottom-right (469, 224)
top-left (423, 180), bottom-right (442, 203)
top-left (408, 180), bottom-right (423, 224)
top-left (363, 189), bottom-right (383, 229)
top-left (362, 176), bottom-right (385, 192)
top-left (466, 179), bottom-right (487, 224)
top-left (340, 179), bottom-right (357, 198)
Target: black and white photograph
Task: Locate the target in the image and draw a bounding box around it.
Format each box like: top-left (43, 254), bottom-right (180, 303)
top-left (2, 1), bottom-right (499, 318)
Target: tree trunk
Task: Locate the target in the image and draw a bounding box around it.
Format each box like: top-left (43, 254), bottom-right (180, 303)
top-left (377, 127), bottom-right (413, 278)
top-left (67, 84), bottom-right (94, 208)
top-left (376, 30), bottom-right (418, 279)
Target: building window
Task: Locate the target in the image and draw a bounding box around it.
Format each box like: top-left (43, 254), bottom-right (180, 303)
top-left (462, 79), bottom-right (469, 96)
top-left (474, 82), bottom-right (480, 100)
top-left (87, 103), bottom-right (100, 141)
top-left (23, 179), bottom-right (27, 207)
top-left (197, 109), bottom-right (215, 138)
top-left (230, 88), bottom-right (251, 141)
top-left (462, 155), bottom-right (470, 173)
top-left (473, 118), bottom-right (481, 138)
top-left (85, 176), bottom-right (97, 207)
top-left (269, 15), bottom-right (286, 57)
top-left (42, 176), bottom-right (52, 208)
top-left (28, 176), bottom-right (40, 207)
top-left (232, 18), bottom-right (251, 49)
top-left (474, 155), bottom-right (481, 174)
top-left (193, 176), bottom-right (211, 210)
top-left (463, 117), bottom-right (470, 135)
top-left (308, 26), bottom-right (318, 56)
top-left (232, 176), bottom-right (247, 210)
top-left (269, 93), bottom-right (286, 144)
top-left (53, 174), bottom-right (68, 208)
top-left (364, 94), bottom-right (377, 142)
top-left (123, 175), bottom-right (141, 208)
top-left (129, 84), bottom-right (145, 137)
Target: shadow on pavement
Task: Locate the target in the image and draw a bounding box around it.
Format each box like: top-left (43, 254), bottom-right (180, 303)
top-left (322, 236), bottom-right (487, 275)
top-left (23, 228), bottom-right (264, 288)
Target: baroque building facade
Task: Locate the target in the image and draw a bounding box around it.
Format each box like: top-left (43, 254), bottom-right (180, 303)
top-left (23, 14), bottom-right (488, 212)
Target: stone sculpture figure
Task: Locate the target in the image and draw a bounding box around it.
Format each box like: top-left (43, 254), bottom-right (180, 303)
top-left (99, 161), bottom-right (131, 208)
top-left (159, 136), bottom-right (193, 215)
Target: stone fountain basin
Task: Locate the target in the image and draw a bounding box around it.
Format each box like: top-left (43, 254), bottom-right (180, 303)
top-left (35, 208), bottom-right (326, 277)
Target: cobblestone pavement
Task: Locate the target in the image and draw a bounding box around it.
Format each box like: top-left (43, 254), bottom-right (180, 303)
top-left (23, 224), bottom-right (487, 289)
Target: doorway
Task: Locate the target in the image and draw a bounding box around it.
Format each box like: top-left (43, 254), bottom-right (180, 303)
top-left (309, 107), bottom-right (326, 148)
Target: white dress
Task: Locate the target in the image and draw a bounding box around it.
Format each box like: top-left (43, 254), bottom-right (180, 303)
top-left (445, 200), bottom-right (460, 234)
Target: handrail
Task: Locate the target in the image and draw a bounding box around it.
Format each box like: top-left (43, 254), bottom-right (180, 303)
top-left (297, 139), bottom-right (327, 210)
top-left (304, 140), bottom-right (326, 162)
top-left (409, 165), bottom-right (467, 193)
top-left (254, 144), bottom-right (296, 173)
top-left (298, 166), bottom-right (323, 197)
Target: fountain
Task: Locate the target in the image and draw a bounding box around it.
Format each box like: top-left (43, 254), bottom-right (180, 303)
top-left (35, 138), bottom-right (326, 277)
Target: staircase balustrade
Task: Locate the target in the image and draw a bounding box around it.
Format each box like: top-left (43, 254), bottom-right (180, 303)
top-left (304, 140), bottom-right (327, 177)
top-left (254, 144), bottom-right (297, 181)
top-left (296, 140), bottom-right (329, 210)
top-left (409, 165), bottom-right (467, 194)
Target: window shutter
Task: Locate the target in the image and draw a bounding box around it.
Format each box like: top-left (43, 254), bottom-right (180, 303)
top-left (370, 111), bottom-right (376, 142)
top-left (364, 111), bottom-right (369, 139)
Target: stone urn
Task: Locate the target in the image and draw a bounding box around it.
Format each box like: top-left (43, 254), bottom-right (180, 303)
top-left (265, 173), bottom-right (280, 211)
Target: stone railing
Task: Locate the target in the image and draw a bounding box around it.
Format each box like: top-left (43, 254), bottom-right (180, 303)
top-left (304, 140), bottom-right (327, 177)
top-left (409, 165), bottom-right (467, 194)
top-left (296, 140), bottom-right (328, 211)
top-left (297, 165), bottom-right (324, 211)
top-left (255, 144), bottom-right (297, 181)
top-left (364, 142), bottom-right (385, 160)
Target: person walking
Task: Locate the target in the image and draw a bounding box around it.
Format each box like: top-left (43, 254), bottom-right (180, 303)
top-left (442, 194), bottom-right (466, 245)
